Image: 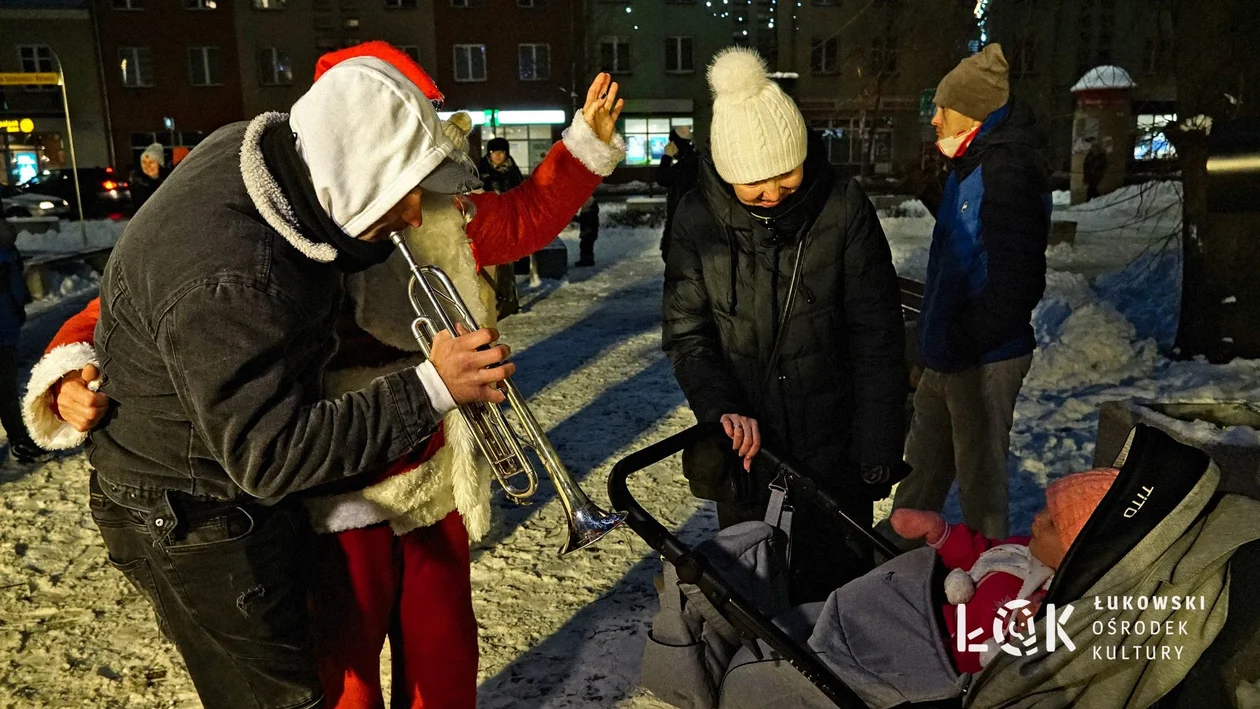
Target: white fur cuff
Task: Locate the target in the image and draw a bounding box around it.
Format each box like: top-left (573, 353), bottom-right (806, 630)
top-left (22, 343), bottom-right (97, 450)
top-left (562, 115), bottom-right (626, 177)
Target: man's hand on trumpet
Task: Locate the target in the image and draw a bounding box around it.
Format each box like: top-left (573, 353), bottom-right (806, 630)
top-left (429, 324), bottom-right (516, 405)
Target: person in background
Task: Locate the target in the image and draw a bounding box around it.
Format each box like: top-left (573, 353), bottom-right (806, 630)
top-left (478, 137), bottom-right (526, 318)
top-left (657, 125), bottom-right (700, 261)
top-left (575, 196), bottom-right (600, 267)
top-left (478, 137), bottom-right (525, 195)
top-left (1084, 138), bottom-right (1108, 202)
top-left (887, 44), bottom-right (1050, 545)
top-left (129, 142), bottom-right (167, 213)
top-left (0, 212), bottom-right (46, 464)
top-left (663, 47), bottom-right (907, 602)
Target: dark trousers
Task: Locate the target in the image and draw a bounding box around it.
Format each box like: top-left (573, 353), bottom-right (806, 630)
top-left (89, 472), bottom-right (324, 709)
top-left (891, 354), bottom-right (1032, 540)
top-left (577, 212), bottom-right (599, 265)
top-left (0, 343), bottom-right (33, 448)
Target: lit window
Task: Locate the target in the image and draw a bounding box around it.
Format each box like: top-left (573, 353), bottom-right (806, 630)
top-left (259, 47), bottom-right (294, 86)
top-left (119, 47), bottom-right (154, 88)
top-left (518, 44), bottom-right (551, 81)
top-left (453, 44), bottom-right (487, 82)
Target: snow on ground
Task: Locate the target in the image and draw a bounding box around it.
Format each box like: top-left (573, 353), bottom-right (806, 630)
top-left (1, 185), bottom-right (1254, 708)
top-left (15, 219), bottom-right (127, 254)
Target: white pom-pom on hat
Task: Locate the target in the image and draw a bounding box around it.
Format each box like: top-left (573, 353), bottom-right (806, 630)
top-left (708, 46), bottom-right (771, 101)
top-left (706, 46), bottom-right (807, 185)
top-left (944, 567), bottom-right (976, 604)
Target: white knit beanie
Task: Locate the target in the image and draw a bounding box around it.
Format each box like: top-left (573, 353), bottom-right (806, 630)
top-left (707, 47), bottom-right (807, 185)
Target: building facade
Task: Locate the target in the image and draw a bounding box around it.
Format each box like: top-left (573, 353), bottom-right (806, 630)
top-left (91, 0), bottom-right (243, 172)
top-left (776, 0), bottom-right (976, 179)
top-left (431, 0), bottom-right (583, 172)
top-left (234, 0), bottom-right (439, 117)
top-left (588, 0), bottom-right (740, 181)
top-left (0, 0), bottom-right (112, 184)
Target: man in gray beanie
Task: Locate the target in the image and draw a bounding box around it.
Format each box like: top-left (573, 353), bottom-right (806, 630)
top-left (887, 43), bottom-right (1051, 544)
top-left (663, 47), bottom-right (907, 602)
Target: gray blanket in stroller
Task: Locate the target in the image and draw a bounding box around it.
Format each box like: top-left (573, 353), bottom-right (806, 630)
top-left (807, 546), bottom-right (970, 708)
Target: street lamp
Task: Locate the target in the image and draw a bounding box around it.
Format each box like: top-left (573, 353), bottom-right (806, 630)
top-left (50, 49), bottom-right (88, 248)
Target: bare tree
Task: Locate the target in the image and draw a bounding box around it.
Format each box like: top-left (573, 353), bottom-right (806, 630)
top-left (1167, 0), bottom-right (1260, 361)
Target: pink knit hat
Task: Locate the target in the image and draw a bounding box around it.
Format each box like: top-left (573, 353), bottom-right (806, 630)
top-left (1045, 468), bottom-right (1120, 550)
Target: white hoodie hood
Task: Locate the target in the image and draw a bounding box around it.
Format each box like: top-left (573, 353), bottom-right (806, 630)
top-left (289, 55), bottom-right (458, 238)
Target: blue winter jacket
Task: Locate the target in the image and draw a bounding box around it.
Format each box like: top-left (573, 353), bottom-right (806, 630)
top-left (0, 243), bottom-right (27, 348)
top-left (918, 102), bottom-right (1051, 372)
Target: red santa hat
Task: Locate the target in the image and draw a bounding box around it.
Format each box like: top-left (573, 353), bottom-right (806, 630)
top-left (315, 41), bottom-right (444, 107)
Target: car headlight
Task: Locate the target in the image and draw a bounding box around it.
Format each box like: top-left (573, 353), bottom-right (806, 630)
top-left (39, 201), bottom-right (56, 210)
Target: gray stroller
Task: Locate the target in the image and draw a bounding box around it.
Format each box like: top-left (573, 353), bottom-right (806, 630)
top-left (608, 402), bottom-right (1260, 708)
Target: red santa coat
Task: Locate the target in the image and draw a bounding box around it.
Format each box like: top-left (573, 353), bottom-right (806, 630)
top-left (933, 523), bottom-right (1054, 674)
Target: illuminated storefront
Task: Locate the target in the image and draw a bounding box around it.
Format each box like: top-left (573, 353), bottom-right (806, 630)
top-left (620, 116), bottom-right (694, 168)
top-left (439, 108), bottom-right (567, 174)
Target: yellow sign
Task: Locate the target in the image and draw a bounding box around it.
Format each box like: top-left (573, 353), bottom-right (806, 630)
top-left (0, 72), bottom-right (61, 86)
top-left (1, 118), bottom-right (37, 134)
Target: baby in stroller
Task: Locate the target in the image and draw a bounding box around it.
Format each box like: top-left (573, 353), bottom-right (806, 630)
top-left (807, 468), bottom-right (1119, 707)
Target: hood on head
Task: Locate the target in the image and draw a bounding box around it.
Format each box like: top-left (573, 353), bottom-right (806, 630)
top-left (289, 55), bottom-right (472, 238)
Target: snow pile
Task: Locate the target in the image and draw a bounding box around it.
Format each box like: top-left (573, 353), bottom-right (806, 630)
top-left (1071, 65), bottom-right (1136, 92)
top-left (1031, 270), bottom-right (1094, 346)
top-left (1024, 302), bottom-right (1158, 391)
top-left (15, 219), bottom-right (127, 253)
top-left (1052, 190), bottom-right (1071, 206)
top-left (1093, 252), bottom-right (1181, 348)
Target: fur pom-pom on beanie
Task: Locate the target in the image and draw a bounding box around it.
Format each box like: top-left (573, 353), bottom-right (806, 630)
top-left (707, 47), bottom-right (807, 185)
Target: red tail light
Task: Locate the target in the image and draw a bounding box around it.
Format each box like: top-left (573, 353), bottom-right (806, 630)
top-left (102, 180), bottom-right (118, 190)
top-left (120, 181), bottom-right (129, 188)
top-left (105, 166), bottom-right (114, 174)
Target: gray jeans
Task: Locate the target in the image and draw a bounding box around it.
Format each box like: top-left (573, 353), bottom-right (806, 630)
top-left (890, 354), bottom-right (1032, 540)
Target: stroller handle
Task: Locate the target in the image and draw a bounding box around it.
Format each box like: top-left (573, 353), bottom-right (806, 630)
top-left (608, 423), bottom-right (872, 709)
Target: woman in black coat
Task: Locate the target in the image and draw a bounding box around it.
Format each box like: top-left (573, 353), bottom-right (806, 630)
top-left (663, 48), bottom-right (907, 602)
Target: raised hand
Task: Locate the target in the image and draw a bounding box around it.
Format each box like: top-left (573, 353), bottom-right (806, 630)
top-left (582, 73), bottom-right (625, 145)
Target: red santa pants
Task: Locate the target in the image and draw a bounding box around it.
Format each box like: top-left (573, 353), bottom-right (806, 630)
top-left (309, 438), bottom-right (478, 708)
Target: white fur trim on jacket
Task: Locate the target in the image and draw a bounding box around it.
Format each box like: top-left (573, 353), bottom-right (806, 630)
top-left (305, 196), bottom-right (496, 539)
top-left (562, 114), bottom-right (626, 177)
top-left (239, 112), bottom-right (339, 264)
top-left (22, 342), bottom-right (97, 450)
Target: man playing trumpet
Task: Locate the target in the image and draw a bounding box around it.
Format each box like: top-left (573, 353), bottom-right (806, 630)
top-left (25, 43), bottom-right (625, 708)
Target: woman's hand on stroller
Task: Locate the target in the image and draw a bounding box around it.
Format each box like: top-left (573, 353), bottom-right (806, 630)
top-left (890, 509), bottom-right (947, 546)
top-left (719, 413), bottom-right (761, 471)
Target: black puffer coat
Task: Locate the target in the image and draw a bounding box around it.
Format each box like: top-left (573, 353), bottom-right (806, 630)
top-left (662, 136), bottom-right (906, 501)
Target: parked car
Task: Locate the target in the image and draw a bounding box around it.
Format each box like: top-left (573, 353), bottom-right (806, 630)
top-left (0, 183), bottom-right (71, 218)
top-left (18, 167), bottom-right (132, 220)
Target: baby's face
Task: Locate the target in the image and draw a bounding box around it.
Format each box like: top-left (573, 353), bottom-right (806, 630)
top-left (1028, 508), bottom-right (1068, 570)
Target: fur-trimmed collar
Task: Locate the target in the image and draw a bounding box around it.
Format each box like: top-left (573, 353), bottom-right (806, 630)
top-left (239, 112), bottom-right (339, 264)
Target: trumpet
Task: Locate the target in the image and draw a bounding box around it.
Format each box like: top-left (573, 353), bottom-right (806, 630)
top-left (389, 233), bottom-right (625, 555)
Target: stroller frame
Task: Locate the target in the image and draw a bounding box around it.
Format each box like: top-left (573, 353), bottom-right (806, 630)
top-left (609, 416), bottom-right (1260, 709)
top-left (608, 422), bottom-right (897, 708)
